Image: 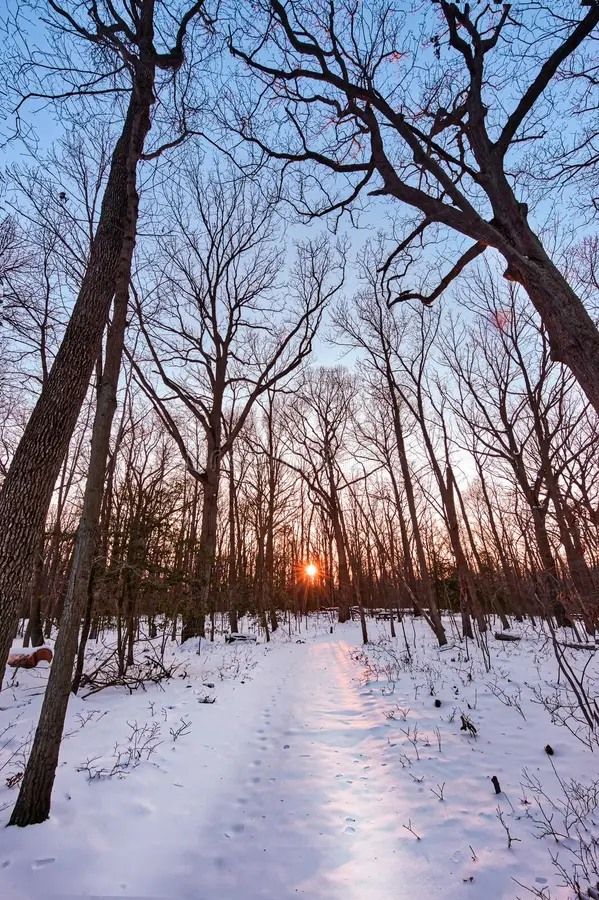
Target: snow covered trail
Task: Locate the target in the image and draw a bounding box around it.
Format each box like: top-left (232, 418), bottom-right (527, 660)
top-left (0, 634), bottom-right (426, 900)
top-left (1, 623), bottom-right (592, 899)
top-left (168, 638), bottom-right (421, 900)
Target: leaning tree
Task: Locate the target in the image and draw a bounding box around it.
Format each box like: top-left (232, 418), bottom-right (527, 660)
top-left (0, 0), bottom-right (211, 690)
top-left (227, 1), bottom-right (599, 414)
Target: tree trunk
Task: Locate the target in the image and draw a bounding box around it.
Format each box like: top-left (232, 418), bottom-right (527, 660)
top-left (182, 451), bottom-right (220, 642)
top-left (509, 241), bottom-right (599, 419)
top-left (71, 566), bottom-right (95, 695)
top-left (444, 465), bottom-right (485, 636)
top-left (529, 504), bottom-right (571, 627)
top-left (227, 459), bottom-right (239, 633)
top-left (23, 535), bottom-right (45, 649)
top-left (9, 276), bottom-right (131, 826)
top-left (389, 397), bottom-right (446, 644)
top-left (543, 465), bottom-right (597, 632)
top-left (331, 506), bottom-right (351, 623)
top-left (264, 474), bottom-right (278, 633)
top-left (0, 59), bottom-right (154, 688)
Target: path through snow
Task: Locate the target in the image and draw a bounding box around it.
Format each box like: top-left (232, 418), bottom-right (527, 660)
top-left (0, 635), bottom-right (432, 899)
top-left (175, 639), bottom-right (421, 900)
top-left (0, 622), bottom-right (591, 899)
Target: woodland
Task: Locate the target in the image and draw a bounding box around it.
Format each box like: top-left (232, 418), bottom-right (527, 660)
top-left (0, 3), bottom-right (598, 898)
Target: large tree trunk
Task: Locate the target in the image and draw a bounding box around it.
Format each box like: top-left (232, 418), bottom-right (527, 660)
top-left (506, 237), bottom-right (599, 418)
top-left (9, 276), bottom-right (131, 826)
top-left (10, 258), bottom-right (132, 826)
top-left (6, 15), bottom-right (158, 818)
top-left (0, 65), bottom-right (153, 687)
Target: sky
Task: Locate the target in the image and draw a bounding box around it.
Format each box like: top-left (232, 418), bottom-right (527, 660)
top-left (1, 0), bottom-right (596, 464)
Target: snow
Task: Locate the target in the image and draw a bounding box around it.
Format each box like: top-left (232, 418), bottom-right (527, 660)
top-left (0, 617), bottom-right (597, 899)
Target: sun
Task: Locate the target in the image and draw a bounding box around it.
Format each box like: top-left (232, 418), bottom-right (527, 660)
top-left (305, 562), bottom-right (318, 579)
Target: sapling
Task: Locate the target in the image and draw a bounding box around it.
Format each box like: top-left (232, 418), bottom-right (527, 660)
top-left (496, 806), bottom-right (521, 849)
top-left (430, 782), bottom-right (446, 801)
top-left (403, 818), bottom-right (421, 840)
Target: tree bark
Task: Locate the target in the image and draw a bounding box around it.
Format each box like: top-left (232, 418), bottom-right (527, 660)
top-left (9, 224), bottom-right (132, 824)
top-left (0, 55), bottom-right (153, 687)
top-left (507, 240), bottom-right (599, 418)
top-left (9, 278), bottom-right (131, 825)
top-left (227, 458), bottom-right (239, 633)
top-left (182, 441), bottom-right (220, 642)
top-left (6, 13), bottom-right (158, 815)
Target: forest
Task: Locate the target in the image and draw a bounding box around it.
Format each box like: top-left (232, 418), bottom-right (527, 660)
top-left (0, 2), bottom-right (598, 899)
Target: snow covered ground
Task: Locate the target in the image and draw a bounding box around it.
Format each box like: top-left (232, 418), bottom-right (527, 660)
top-left (0, 616), bottom-right (597, 899)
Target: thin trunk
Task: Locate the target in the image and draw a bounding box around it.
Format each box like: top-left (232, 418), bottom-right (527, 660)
top-left (10, 274), bottom-right (131, 825)
top-left (0, 45), bottom-right (155, 687)
top-left (389, 402), bottom-right (445, 642)
top-left (71, 566), bottom-right (95, 695)
top-left (182, 443), bottom-right (220, 642)
top-left (331, 502), bottom-right (351, 623)
top-left (23, 535), bottom-right (45, 648)
top-left (227, 459), bottom-right (238, 633)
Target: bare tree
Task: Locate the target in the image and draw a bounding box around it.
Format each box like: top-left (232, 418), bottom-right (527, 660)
top-left (133, 165), bottom-right (344, 639)
top-left (335, 263), bottom-right (447, 644)
top-left (442, 275), bottom-right (598, 629)
top-left (284, 367), bottom-right (357, 623)
top-left (0, 0), bottom-right (210, 687)
top-left (227, 2), bottom-right (599, 415)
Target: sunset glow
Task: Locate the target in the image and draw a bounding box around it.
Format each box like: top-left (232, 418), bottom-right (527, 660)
top-left (1, 1), bottom-right (592, 892)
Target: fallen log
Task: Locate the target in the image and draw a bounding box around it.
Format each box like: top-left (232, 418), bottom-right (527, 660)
top-left (493, 632), bottom-right (521, 642)
top-left (224, 633), bottom-right (258, 644)
top-left (560, 641), bottom-right (596, 652)
top-left (8, 647), bottom-right (53, 669)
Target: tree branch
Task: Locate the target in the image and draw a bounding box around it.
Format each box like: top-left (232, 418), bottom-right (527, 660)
top-left (390, 240), bottom-right (486, 307)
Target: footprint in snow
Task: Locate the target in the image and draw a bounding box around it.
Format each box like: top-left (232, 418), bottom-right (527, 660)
top-left (32, 858), bottom-right (55, 869)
